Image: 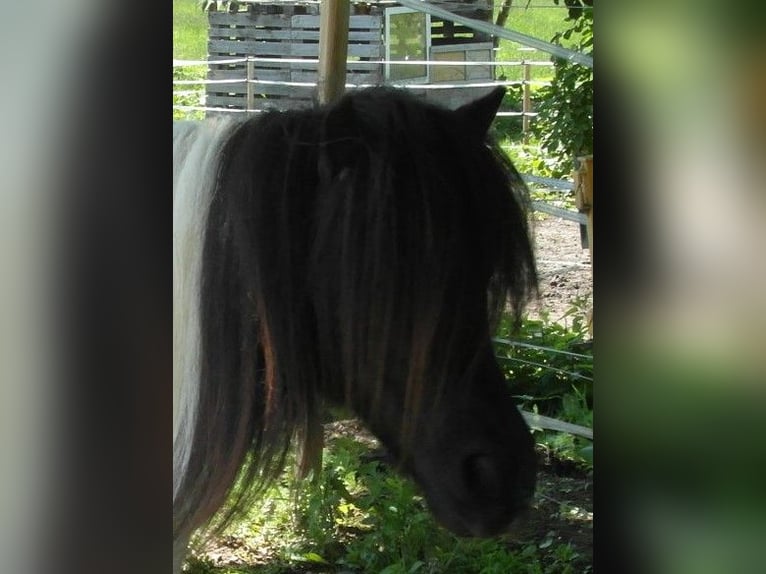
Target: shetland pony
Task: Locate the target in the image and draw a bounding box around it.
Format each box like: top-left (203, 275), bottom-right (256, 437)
top-left (173, 86), bottom-right (538, 572)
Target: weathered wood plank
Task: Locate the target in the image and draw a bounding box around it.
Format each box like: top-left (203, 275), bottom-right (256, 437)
top-left (292, 14), bottom-right (381, 28)
top-left (247, 82), bottom-right (315, 97)
top-left (207, 88), bottom-right (314, 102)
top-left (209, 39), bottom-right (381, 58)
top-left (291, 70), bottom-right (380, 84)
top-left (209, 12), bottom-right (381, 29)
top-left (206, 92), bottom-right (312, 108)
top-left (205, 94), bottom-right (249, 108)
top-left (336, 43), bottom-right (382, 58)
top-left (207, 85), bottom-right (248, 96)
top-left (209, 39), bottom-right (293, 56)
top-left (208, 68), bottom-right (291, 83)
top-left (209, 13), bottom-right (292, 27)
top-left (209, 27), bottom-right (380, 42)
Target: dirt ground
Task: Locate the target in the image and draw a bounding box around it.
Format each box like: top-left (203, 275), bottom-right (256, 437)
top-left (527, 214), bottom-right (593, 328)
top-left (512, 447), bottom-right (594, 572)
top-left (519, 213), bottom-right (593, 570)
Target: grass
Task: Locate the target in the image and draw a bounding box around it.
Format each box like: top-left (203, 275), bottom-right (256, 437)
top-left (493, 4), bottom-right (572, 83)
top-left (181, 306), bottom-right (593, 573)
top-left (173, 0), bottom-right (208, 118)
top-left (186, 435), bottom-right (589, 574)
top-left (173, 0), bottom-right (208, 61)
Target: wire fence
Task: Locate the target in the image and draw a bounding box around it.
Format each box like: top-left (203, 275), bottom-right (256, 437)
top-left (172, 55), bottom-right (584, 219)
top-left (172, 52), bottom-right (591, 285)
top-left (172, 56), bottom-right (554, 117)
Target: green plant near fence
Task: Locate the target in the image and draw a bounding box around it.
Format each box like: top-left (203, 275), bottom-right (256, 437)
top-left (173, 64), bottom-right (207, 120)
top-left (187, 423), bottom-right (591, 574)
top-left (494, 299), bottom-right (593, 468)
top-left (531, 4), bottom-right (593, 179)
top-left (182, 303), bottom-right (592, 574)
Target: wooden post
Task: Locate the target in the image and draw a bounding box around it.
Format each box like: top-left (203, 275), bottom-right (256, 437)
top-left (522, 60), bottom-right (531, 143)
top-left (575, 155), bottom-right (593, 263)
top-left (317, 0), bottom-right (351, 105)
top-left (300, 0), bottom-right (348, 476)
top-left (574, 155), bottom-right (593, 336)
top-left (246, 57), bottom-right (254, 111)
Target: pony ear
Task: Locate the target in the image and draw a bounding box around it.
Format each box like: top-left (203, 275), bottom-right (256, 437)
top-left (454, 86), bottom-right (506, 137)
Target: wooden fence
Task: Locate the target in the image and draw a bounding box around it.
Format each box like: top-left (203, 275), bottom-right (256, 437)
top-left (203, 1), bottom-right (497, 113)
top-left (207, 10), bottom-right (384, 111)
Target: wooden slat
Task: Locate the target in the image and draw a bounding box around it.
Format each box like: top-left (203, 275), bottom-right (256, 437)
top-left (208, 68), bottom-right (291, 83)
top-left (342, 44), bottom-right (382, 58)
top-left (209, 40), bottom-right (381, 58)
top-left (209, 28), bottom-right (295, 41)
top-left (207, 85), bottom-right (248, 96)
top-left (210, 27), bottom-right (380, 42)
top-left (207, 55), bottom-right (248, 64)
top-left (299, 43), bottom-right (381, 58)
top-left (247, 83), bottom-right (315, 97)
top-left (205, 94), bottom-right (249, 108)
top-left (209, 13), bottom-right (292, 27)
top-left (209, 39), bottom-right (292, 55)
top-left (210, 13), bottom-right (381, 29)
top-left (207, 92), bottom-right (313, 107)
top-left (292, 14), bottom-right (381, 28)
top-left (204, 7), bottom-right (385, 112)
top-left (207, 84), bottom-right (316, 99)
top-left (287, 59), bottom-right (381, 69)
top-left (291, 70), bottom-right (379, 84)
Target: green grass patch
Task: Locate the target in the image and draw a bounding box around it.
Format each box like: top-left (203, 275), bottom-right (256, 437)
top-left (187, 424), bottom-right (590, 573)
top-left (173, 0), bottom-right (208, 61)
top-left (173, 0), bottom-right (208, 119)
top-left (182, 306), bottom-right (592, 573)
top-left (493, 4), bottom-right (573, 83)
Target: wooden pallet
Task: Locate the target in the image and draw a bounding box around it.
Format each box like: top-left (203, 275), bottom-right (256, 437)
top-left (206, 11), bottom-right (383, 111)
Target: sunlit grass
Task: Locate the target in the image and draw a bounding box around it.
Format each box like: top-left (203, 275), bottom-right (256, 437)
top-left (173, 0), bottom-right (208, 61)
top-left (493, 4), bottom-right (572, 82)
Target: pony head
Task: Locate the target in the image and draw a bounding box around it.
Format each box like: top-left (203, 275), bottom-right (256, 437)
top-left (173, 86), bottom-right (538, 560)
top-left (311, 87), bottom-right (538, 535)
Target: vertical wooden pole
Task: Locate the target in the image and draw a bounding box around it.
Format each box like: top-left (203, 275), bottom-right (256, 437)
top-left (579, 155), bottom-right (593, 264)
top-left (317, 0), bottom-right (351, 105)
top-left (246, 57), bottom-right (254, 111)
top-left (522, 61), bottom-right (531, 143)
top-left (574, 155), bottom-right (593, 336)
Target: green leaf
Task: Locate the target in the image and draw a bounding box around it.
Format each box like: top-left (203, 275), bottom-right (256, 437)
top-left (302, 552), bottom-right (329, 564)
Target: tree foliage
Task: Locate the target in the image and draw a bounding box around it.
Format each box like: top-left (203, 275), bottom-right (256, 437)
top-left (531, 1), bottom-right (593, 178)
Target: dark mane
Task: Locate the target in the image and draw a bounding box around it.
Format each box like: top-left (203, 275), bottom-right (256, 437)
top-left (173, 87), bottom-right (538, 561)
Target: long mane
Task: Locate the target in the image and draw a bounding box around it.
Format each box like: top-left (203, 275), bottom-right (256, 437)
top-left (173, 87), bottom-right (538, 549)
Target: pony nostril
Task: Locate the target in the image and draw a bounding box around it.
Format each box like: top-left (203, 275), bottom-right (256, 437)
top-left (461, 453), bottom-right (502, 496)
